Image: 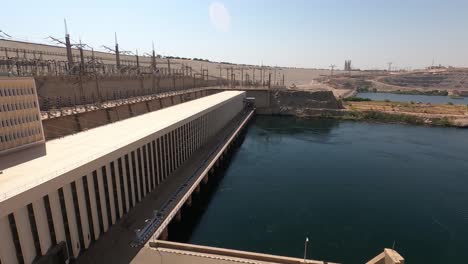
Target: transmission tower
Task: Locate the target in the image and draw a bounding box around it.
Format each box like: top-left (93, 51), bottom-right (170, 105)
top-left (329, 64), bottom-right (336, 76)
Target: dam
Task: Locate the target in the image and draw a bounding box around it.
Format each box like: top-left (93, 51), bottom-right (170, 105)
top-left (0, 82), bottom-right (254, 263)
top-left (0, 38), bottom-right (403, 264)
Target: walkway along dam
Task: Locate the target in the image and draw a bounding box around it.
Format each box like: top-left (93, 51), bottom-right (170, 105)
top-left (0, 76), bottom-right (403, 264)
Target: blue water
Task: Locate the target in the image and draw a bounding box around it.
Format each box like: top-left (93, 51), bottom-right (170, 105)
top-left (357, 92), bottom-right (468, 105)
top-left (188, 116), bottom-right (468, 264)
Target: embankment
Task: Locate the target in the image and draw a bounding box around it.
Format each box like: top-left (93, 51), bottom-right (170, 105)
top-left (257, 89), bottom-right (343, 115)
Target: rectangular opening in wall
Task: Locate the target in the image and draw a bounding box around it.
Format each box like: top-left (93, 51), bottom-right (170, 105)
top-left (131, 151), bottom-right (139, 201)
top-left (124, 154), bottom-right (133, 209)
top-left (109, 161), bottom-right (120, 219)
top-left (27, 203), bottom-right (42, 257)
top-left (8, 213), bottom-right (24, 263)
top-left (43, 195), bottom-right (57, 246)
top-left (156, 138), bottom-right (162, 184)
top-left (117, 158), bottom-right (128, 214)
top-left (70, 182), bottom-right (85, 251)
top-left (151, 140), bottom-right (158, 186)
top-left (58, 188), bottom-right (73, 257)
top-left (147, 143), bottom-right (155, 190)
top-left (142, 145), bottom-right (150, 193)
top-left (82, 176), bottom-right (96, 242)
top-left (101, 167), bottom-right (112, 227)
top-left (92, 171), bottom-right (104, 233)
top-left (136, 149), bottom-right (144, 197)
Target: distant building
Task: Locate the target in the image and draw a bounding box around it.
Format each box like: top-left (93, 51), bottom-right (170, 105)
top-left (0, 77), bottom-right (44, 156)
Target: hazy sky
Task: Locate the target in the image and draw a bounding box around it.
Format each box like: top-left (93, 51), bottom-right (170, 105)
top-left (2, 0), bottom-right (468, 69)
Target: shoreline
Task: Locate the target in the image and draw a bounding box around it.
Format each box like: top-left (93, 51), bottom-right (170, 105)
top-left (257, 109), bottom-right (468, 128)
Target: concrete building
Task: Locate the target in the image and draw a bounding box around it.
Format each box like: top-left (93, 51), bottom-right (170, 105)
top-left (0, 77), bottom-right (44, 155)
top-left (0, 90), bottom-right (246, 264)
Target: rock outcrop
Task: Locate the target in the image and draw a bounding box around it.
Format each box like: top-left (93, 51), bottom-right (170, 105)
top-left (261, 89), bottom-right (343, 116)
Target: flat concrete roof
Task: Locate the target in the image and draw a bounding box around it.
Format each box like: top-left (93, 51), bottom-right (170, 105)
top-left (0, 91), bottom-right (244, 205)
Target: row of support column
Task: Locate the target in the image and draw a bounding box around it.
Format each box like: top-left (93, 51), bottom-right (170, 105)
top-left (0, 95), bottom-right (244, 264)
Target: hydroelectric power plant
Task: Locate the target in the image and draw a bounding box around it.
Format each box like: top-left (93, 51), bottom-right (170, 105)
top-left (12, 36), bottom-right (468, 264)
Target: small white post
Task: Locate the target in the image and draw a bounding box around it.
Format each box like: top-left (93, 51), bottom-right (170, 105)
top-left (303, 237), bottom-right (309, 263)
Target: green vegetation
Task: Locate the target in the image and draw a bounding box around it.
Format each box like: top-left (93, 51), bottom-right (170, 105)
top-left (343, 97), bottom-right (372, 102)
top-left (390, 89), bottom-right (449, 96)
top-left (356, 111), bottom-right (425, 125)
top-left (432, 117), bottom-right (452, 127)
top-left (356, 87), bottom-right (377, 92)
top-left (340, 110), bottom-right (457, 127)
top-left (447, 102), bottom-right (454, 105)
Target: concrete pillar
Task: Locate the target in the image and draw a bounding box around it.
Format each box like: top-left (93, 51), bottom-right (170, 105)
top-left (86, 174), bottom-right (101, 240)
top-left (186, 195), bottom-right (192, 207)
top-left (0, 216), bottom-right (19, 264)
top-left (175, 210), bottom-right (182, 222)
top-left (195, 185), bottom-right (201, 193)
top-left (135, 151), bottom-right (142, 201)
top-left (96, 169), bottom-right (109, 232)
top-left (105, 164), bottom-right (116, 224)
top-left (63, 184), bottom-right (81, 258)
top-left (139, 148), bottom-right (147, 197)
top-left (147, 143), bottom-right (154, 190)
top-left (185, 124), bottom-right (188, 161)
top-left (202, 175), bottom-right (209, 184)
top-left (162, 137), bottom-right (167, 180)
top-left (160, 227), bottom-right (169, 241)
top-left (14, 207), bottom-right (36, 264)
top-left (32, 199), bottom-right (52, 255)
top-left (145, 146), bottom-right (151, 191)
top-left (75, 178), bottom-right (91, 248)
top-left (128, 153), bottom-right (138, 205)
top-left (169, 132), bottom-right (174, 173)
top-left (113, 161), bottom-right (124, 218)
top-left (176, 129), bottom-right (181, 168)
top-left (154, 143), bottom-right (160, 186)
top-left (189, 122), bottom-right (193, 156)
top-left (121, 157), bottom-right (130, 213)
top-left (48, 191), bottom-right (67, 244)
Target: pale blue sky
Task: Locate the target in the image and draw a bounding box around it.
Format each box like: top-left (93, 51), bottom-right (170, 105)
top-left (2, 0), bottom-right (468, 69)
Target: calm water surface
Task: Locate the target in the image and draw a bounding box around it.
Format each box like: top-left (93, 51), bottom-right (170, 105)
top-left (357, 92), bottom-right (468, 105)
top-left (187, 116), bottom-right (468, 264)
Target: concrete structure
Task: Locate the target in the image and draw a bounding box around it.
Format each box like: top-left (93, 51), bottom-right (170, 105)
top-left (140, 241), bottom-right (404, 264)
top-left (0, 91), bottom-right (246, 264)
top-left (0, 77), bottom-right (44, 155)
top-left (142, 240), bottom-right (336, 264)
top-left (366, 249), bottom-right (405, 264)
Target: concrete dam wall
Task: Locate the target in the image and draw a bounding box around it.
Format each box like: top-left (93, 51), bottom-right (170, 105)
top-left (42, 89), bottom-right (209, 140)
top-left (35, 75), bottom-right (217, 110)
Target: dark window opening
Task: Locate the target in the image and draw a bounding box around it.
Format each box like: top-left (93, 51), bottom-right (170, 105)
top-left (43, 195), bottom-right (57, 246)
top-left (8, 213), bottom-right (24, 264)
top-left (131, 151), bottom-right (139, 201)
top-left (110, 162), bottom-right (120, 219)
top-left (124, 154), bottom-right (133, 208)
top-left (58, 188), bottom-right (73, 257)
top-left (92, 171), bottom-right (104, 233)
top-left (101, 167), bottom-right (112, 227)
top-left (70, 182), bottom-right (85, 251)
top-left (82, 176), bottom-right (96, 242)
top-left (117, 158), bottom-right (127, 213)
top-left (26, 203), bottom-right (42, 257)
top-left (136, 149), bottom-right (144, 197)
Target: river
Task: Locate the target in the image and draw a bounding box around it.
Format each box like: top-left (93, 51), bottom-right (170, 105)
top-left (181, 116), bottom-right (468, 264)
top-left (357, 92), bottom-right (468, 105)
